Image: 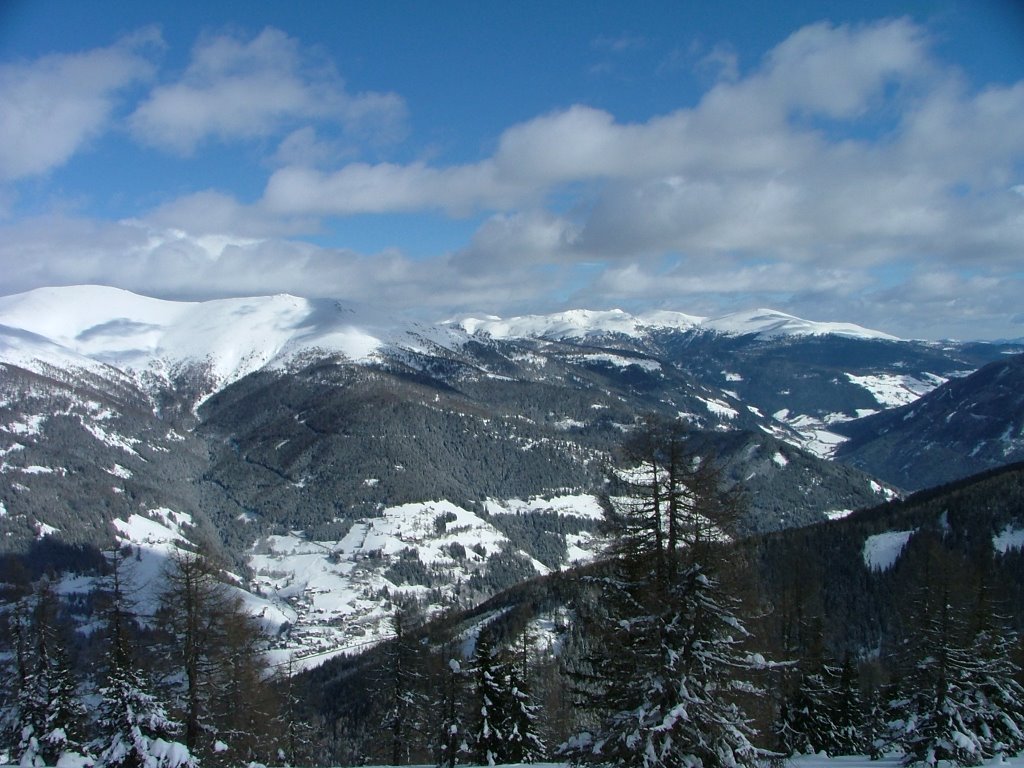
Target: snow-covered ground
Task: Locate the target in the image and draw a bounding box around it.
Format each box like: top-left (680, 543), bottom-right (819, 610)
top-left (845, 372), bottom-right (948, 409)
top-left (455, 306), bottom-right (897, 342)
top-left (3, 755), bottom-right (1023, 768)
top-left (221, 756), bottom-right (1024, 768)
top-left (251, 495), bottom-right (607, 671)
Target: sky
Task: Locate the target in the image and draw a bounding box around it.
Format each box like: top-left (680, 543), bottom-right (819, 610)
top-left (1, 1), bottom-right (1023, 340)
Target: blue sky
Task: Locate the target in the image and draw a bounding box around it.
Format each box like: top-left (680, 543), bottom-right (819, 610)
top-left (1, 1), bottom-right (1023, 339)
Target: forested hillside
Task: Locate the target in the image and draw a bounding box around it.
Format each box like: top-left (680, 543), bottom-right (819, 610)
top-left (296, 452), bottom-right (1024, 766)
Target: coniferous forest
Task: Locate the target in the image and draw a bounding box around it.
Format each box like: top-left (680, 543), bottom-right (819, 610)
top-left (2, 424), bottom-right (1024, 768)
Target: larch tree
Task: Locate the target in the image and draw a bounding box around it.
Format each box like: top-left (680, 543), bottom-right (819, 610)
top-left (568, 417), bottom-right (762, 768)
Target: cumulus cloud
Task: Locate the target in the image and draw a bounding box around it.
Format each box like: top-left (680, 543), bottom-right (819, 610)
top-left (0, 29), bottom-right (161, 181)
top-left (5, 17), bottom-right (1023, 339)
top-left (261, 160), bottom-right (528, 216)
top-left (129, 27), bottom-right (407, 155)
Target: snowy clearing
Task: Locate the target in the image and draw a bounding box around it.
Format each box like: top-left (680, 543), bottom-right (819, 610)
top-left (863, 530), bottom-right (915, 571)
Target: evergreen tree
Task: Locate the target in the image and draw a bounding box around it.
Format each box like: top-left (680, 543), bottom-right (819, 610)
top-left (274, 655), bottom-right (318, 768)
top-left (9, 596), bottom-right (48, 767)
top-left (964, 620), bottom-right (1024, 758)
top-left (4, 580), bottom-right (88, 767)
top-left (774, 659), bottom-right (865, 757)
top-left (895, 591), bottom-right (983, 767)
top-left (378, 602), bottom-right (429, 765)
top-left (471, 634), bottom-right (509, 767)
top-left (503, 627), bottom-right (546, 763)
top-left (435, 654), bottom-right (469, 768)
top-left (775, 667), bottom-right (835, 756)
top-left (832, 656), bottom-right (868, 756)
top-left (156, 549), bottom-right (226, 755)
top-left (568, 419), bottom-right (761, 768)
top-left (93, 550), bottom-right (195, 768)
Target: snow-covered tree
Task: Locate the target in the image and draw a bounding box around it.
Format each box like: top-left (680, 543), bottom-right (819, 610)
top-left (892, 589), bottom-right (984, 767)
top-left (568, 419), bottom-right (762, 768)
top-left (4, 581), bottom-right (88, 767)
top-left (577, 566), bottom-right (761, 768)
top-left (93, 549), bottom-right (195, 768)
top-left (432, 655), bottom-right (468, 768)
top-left (503, 628), bottom-right (546, 764)
top-left (774, 658), bottom-right (866, 757)
top-left (964, 619), bottom-right (1024, 758)
top-left (471, 634), bottom-right (508, 767)
top-left (775, 667), bottom-right (836, 756)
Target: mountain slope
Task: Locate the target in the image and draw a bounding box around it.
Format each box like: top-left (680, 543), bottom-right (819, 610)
top-left (833, 353), bottom-right (1024, 490)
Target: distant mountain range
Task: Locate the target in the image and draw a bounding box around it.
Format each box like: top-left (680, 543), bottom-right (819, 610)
top-left (2, 285), bottom-right (1022, 663)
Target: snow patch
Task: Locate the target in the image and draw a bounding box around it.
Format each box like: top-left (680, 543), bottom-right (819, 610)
top-left (845, 372), bottom-right (946, 408)
top-left (993, 524), bottom-right (1024, 554)
top-left (863, 530), bottom-right (915, 571)
top-left (699, 396), bottom-right (738, 420)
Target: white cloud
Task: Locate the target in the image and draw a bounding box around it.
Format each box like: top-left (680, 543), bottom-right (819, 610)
top-left (129, 27), bottom-right (407, 155)
top-left (4, 18), bottom-right (1023, 340)
top-left (261, 160), bottom-right (528, 216)
top-left (0, 29), bottom-right (161, 181)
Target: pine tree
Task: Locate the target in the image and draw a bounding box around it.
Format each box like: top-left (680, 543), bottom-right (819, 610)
top-left (378, 602), bottom-right (429, 765)
top-left (9, 596), bottom-right (48, 767)
top-left (774, 660), bottom-right (865, 757)
top-left (155, 548), bottom-right (227, 755)
top-left (832, 656), bottom-right (868, 756)
top-left (93, 549), bottom-right (195, 768)
top-left (775, 667), bottom-right (835, 756)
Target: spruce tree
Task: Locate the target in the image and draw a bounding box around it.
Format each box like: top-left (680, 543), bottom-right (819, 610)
top-left (471, 634), bottom-right (508, 767)
top-left (965, 621), bottom-right (1024, 758)
top-left (6, 581), bottom-right (88, 767)
top-left (436, 655), bottom-right (469, 768)
top-left (896, 593), bottom-right (983, 767)
top-left (503, 628), bottom-right (546, 763)
top-left (774, 659), bottom-right (865, 757)
top-left (93, 549), bottom-right (195, 768)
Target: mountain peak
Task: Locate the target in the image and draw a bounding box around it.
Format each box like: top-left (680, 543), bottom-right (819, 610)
top-left (453, 306), bottom-right (898, 342)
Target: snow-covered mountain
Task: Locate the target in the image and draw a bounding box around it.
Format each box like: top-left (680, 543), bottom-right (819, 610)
top-left (3, 285), bottom-right (1023, 665)
top-left (1, 287), bottom-right (895, 390)
top-left (452, 306), bottom-right (896, 342)
top-left (834, 352), bottom-right (1024, 490)
top-left (0, 286), bottom-right (470, 408)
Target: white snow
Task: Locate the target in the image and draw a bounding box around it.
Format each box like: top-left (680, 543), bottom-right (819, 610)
top-left (35, 521), bottom-right (60, 538)
top-left (570, 352), bottom-right (661, 371)
top-left (845, 372), bottom-right (946, 408)
top-left (106, 463), bottom-right (133, 479)
top-left (772, 451), bottom-right (789, 467)
top-left (702, 308), bottom-right (899, 340)
top-left (825, 509), bottom-right (854, 521)
top-left (455, 306), bottom-right (896, 342)
top-left (863, 529), bottom-right (915, 571)
top-left (772, 411), bottom-right (851, 458)
top-left (699, 396), bottom-right (739, 420)
top-left (455, 308), bottom-right (702, 340)
top-left (484, 494), bottom-right (605, 520)
top-left (2, 414), bottom-right (46, 436)
top-left (0, 286), bottom-right (448, 404)
top-left (993, 524), bottom-right (1024, 554)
